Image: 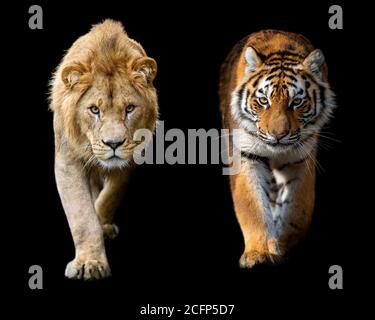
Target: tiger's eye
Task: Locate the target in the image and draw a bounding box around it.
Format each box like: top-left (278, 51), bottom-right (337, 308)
top-left (293, 98), bottom-right (303, 106)
top-left (126, 104), bottom-right (136, 114)
top-left (258, 97), bottom-right (269, 105)
top-left (89, 106), bottom-right (100, 115)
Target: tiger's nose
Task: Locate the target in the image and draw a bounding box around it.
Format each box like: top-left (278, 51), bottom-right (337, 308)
top-left (102, 139), bottom-right (125, 150)
top-left (270, 131), bottom-right (288, 141)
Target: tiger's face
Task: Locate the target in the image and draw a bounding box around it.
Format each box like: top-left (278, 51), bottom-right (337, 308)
top-left (232, 47), bottom-right (335, 153)
top-left (247, 73), bottom-right (314, 146)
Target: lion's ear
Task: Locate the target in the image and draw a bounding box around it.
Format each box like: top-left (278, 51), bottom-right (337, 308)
top-left (61, 63), bottom-right (85, 89)
top-left (131, 57), bottom-right (157, 84)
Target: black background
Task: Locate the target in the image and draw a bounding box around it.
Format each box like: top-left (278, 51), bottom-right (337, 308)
top-left (9, 0), bottom-right (365, 316)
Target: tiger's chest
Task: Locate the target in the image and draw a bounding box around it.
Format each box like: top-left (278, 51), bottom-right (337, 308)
top-left (235, 127), bottom-right (313, 165)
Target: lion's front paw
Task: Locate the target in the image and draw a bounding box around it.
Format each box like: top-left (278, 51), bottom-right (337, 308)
top-left (65, 258), bottom-right (111, 280)
top-left (102, 223), bottom-right (119, 240)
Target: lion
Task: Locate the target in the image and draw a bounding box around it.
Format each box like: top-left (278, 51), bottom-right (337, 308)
top-left (49, 20), bottom-right (158, 280)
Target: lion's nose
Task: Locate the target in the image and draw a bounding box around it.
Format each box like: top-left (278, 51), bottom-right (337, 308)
top-left (102, 139), bottom-right (125, 150)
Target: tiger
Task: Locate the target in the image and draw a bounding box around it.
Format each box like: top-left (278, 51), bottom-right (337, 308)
top-left (219, 30), bottom-right (336, 268)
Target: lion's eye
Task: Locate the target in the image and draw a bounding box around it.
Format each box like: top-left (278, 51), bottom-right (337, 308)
top-left (89, 106), bottom-right (100, 115)
top-left (126, 104), bottom-right (136, 114)
top-left (258, 97), bottom-right (269, 106)
top-left (292, 98), bottom-right (303, 107)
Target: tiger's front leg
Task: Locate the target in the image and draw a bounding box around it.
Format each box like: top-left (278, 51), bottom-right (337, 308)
top-left (230, 157), bottom-right (280, 268)
top-left (271, 156), bottom-right (316, 252)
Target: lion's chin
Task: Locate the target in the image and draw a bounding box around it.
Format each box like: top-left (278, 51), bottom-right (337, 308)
top-left (98, 157), bottom-right (131, 170)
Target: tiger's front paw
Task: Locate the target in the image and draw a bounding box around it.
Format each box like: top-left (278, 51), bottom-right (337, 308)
top-left (65, 257), bottom-right (111, 280)
top-left (102, 223), bottom-right (119, 240)
top-left (239, 240), bottom-right (281, 268)
top-left (239, 250), bottom-right (269, 268)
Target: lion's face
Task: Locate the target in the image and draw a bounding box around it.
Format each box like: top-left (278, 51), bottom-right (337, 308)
top-left (77, 73), bottom-right (158, 169)
top-left (54, 53), bottom-right (158, 170)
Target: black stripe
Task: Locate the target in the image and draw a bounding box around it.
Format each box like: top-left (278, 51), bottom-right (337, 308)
top-left (254, 49), bottom-right (266, 61)
top-left (241, 151), bottom-right (269, 167)
top-left (266, 67), bottom-right (295, 76)
top-left (288, 75), bottom-right (298, 82)
top-left (266, 74), bottom-right (279, 81)
top-left (266, 62), bottom-right (282, 66)
top-left (266, 50), bottom-right (305, 59)
top-left (276, 156), bottom-right (309, 171)
top-left (312, 89), bottom-right (317, 106)
top-left (237, 82), bottom-right (247, 100)
top-left (318, 85), bottom-right (326, 108)
top-left (284, 81), bottom-right (297, 88)
top-left (267, 56), bottom-right (300, 64)
top-left (268, 66), bottom-right (297, 74)
top-left (248, 70), bottom-right (267, 87)
top-left (301, 90), bottom-right (316, 121)
top-left (261, 185), bottom-right (270, 200)
top-left (283, 62), bottom-right (300, 66)
top-left (309, 89), bottom-right (317, 119)
top-left (252, 78), bottom-right (260, 87)
top-left (244, 88), bottom-right (250, 104)
top-left (267, 57), bottom-right (283, 63)
top-left (302, 86), bottom-right (325, 125)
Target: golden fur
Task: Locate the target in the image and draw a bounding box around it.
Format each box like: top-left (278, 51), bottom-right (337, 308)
top-left (219, 30), bottom-right (335, 267)
top-left (50, 19), bottom-right (158, 280)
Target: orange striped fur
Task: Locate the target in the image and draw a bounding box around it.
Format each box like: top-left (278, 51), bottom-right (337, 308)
top-left (219, 30), bottom-right (335, 267)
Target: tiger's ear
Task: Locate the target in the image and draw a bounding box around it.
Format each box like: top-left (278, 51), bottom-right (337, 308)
top-left (245, 46), bottom-right (263, 73)
top-left (131, 57), bottom-right (157, 84)
top-left (61, 63), bottom-right (86, 89)
top-left (303, 49), bottom-right (325, 79)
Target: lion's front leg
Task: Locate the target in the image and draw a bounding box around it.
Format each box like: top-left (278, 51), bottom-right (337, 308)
top-left (55, 151), bottom-right (110, 280)
top-left (95, 169), bottom-right (132, 239)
